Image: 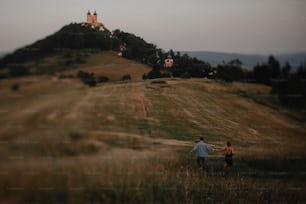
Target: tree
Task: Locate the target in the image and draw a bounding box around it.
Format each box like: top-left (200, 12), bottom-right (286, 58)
top-left (11, 83), bottom-right (19, 91)
top-left (253, 55), bottom-right (281, 85)
top-left (121, 74), bottom-right (131, 81)
top-left (270, 63), bottom-right (306, 108)
top-left (216, 59), bottom-right (245, 82)
top-left (77, 70), bottom-right (96, 87)
top-left (268, 55), bottom-right (281, 78)
top-left (281, 61), bottom-right (291, 77)
top-left (97, 76), bottom-right (109, 83)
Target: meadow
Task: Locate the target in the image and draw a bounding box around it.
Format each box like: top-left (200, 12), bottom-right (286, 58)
top-left (0, 73), bottom-right (305, 203)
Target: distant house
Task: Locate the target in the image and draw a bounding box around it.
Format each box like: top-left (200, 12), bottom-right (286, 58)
top-left (164, 53), bottom-right (174, 68)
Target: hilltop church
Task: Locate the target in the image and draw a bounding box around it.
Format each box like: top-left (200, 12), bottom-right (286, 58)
top-left (84, 10), bottom-right (105, 31)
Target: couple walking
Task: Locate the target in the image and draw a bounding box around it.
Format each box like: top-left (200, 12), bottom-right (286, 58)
top-left (190, 137), bottom-right (234, 169)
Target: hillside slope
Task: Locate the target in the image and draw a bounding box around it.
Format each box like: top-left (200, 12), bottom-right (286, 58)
top-left (0, 23), bottom-right (114, 67)
top-left (0, 78), bottom-right (305, 202)
top-left (0, 23), bottom-right (159, 74)
top-left (0, 78), bottom-right (305, 156)
top-left (65, 51), bottom-right (151, 81)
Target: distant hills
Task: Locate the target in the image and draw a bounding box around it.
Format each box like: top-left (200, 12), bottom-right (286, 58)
top-left (183, 51), bottom-right (306, 69)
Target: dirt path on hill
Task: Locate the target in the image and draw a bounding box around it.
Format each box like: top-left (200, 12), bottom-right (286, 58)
top-left (129, 86), bottom-right (149, 118)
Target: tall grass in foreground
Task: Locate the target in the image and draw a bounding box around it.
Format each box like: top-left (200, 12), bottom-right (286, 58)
top-left (0, 153), bottom-right (305, 203)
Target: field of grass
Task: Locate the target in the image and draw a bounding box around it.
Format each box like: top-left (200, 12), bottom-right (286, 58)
top-left (23, 51), bottom-right (151, 81)
top-left (0, 76), bottom-right (305, 203)
top-left (67, 51), bottom-right (151, 81)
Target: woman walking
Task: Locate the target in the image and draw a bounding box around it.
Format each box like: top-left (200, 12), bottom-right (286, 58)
top-left (217, 141), bottom-right (234, 168)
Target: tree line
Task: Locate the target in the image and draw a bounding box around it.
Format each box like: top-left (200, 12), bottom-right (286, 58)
top-left (141, 51), bottom-right (306, 109)
top-left (115, 30), bottom-right (306, 109)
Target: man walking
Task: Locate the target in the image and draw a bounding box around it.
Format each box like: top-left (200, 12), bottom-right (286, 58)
top-left (190, 137), bottom-right (214, 169)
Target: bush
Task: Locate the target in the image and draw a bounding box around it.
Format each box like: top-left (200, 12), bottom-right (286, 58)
top-left (77, 70), bottom-right (96, 87)
top-left (11, 83), bottom-right (19, 91)
top-left (97, 76), bottom-right (109, 83)
top-left (121, 74), bottom-right (131, 81)
top-left (180, 72), bottom-right (191, 79)
top-left (82, 77), bottom-right (96, 87)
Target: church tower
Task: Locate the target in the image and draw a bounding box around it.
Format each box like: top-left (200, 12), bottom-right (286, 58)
top-left (87, 10), bottom-right (98, 24)
top-left (93, 11), bottom-right (98, 24)
top-left (84, 10), bottom-right (105, 31)
top-left (87, 11), bottom-right (92, 24)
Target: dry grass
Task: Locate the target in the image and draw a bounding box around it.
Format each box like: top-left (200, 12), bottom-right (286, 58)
top-left (0, 77), bottom-right (305, 203)
top-left (1, 152), bottom-right (305, 203)
top-left (65, 51), bottom-right (151, 81)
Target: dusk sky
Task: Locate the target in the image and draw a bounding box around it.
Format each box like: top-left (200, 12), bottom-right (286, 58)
top-left (0, 0), bottom-right (305, 54)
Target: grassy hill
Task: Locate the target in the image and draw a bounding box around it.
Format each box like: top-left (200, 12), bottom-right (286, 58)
top-left (0, 23), bottom-right (160, 77)
top-left (65, 51), bottom-right (151, 81)
top-left (0, 23), bottom-right (214, 82)
top-left (0, 23), bottom-right (114, 67)
top-left (2, 49), bottom-right (151, 81)
top-left (0, 76), bottom-right (305, 203)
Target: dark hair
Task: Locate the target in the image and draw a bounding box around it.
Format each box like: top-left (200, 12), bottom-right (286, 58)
top-left (200, 137), bottom-right (204, 141)
top-left (227, 141), bottom-right (231, 146)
